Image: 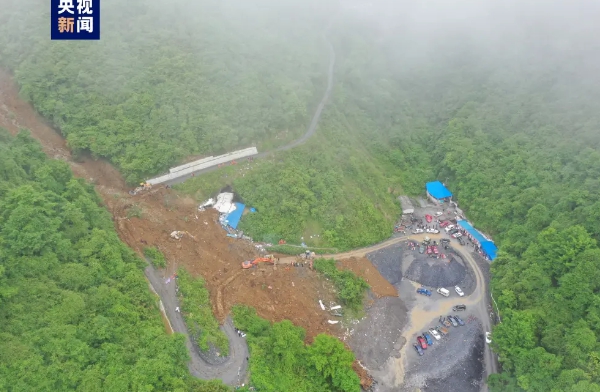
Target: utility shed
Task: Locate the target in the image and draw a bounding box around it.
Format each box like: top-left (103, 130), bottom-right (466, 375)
top-left (426, 181), bottom-right (453, 204)
top-left (398, 196), bottom-right (415, 214)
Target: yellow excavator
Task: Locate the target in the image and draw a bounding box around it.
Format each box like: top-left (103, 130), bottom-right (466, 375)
top-left (242, 255), bottom-right (275, 269)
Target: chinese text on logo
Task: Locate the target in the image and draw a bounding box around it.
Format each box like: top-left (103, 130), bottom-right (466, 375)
top-left (51, 0), bottom-right (100, 40)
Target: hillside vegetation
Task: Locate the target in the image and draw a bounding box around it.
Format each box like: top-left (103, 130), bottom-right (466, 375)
top-left (0, 130), bottom-right (228, 391)
top-left (2, 1), bottom-right (600, 389)
top-left (232, 305), bottom-right (360, 392)
top-left (0, 0), bottom-right (335, 183)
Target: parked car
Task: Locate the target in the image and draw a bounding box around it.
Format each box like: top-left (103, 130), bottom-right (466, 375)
top-left (452, 232), bottom-right (463, 238)
top-left (426, 246), bottom-right (433, 254)
top-left (452, 305), bottom-right (467, 311)
top-left (434, 211), bottom-right (443, 216)
top-left (414, 344), bottom-right (424, 356)
top-left (439, 316), bottom-right (452, 327)
top-left (455, 286), bottom-right (465, 297)
top-left (437, 288), bottom-right (450, 297)
top-left (427, 228), bottom-right (440, 234)
top-left (413, 228), bottom-right (424, 234)
top-left (423, 332), bottom-right (434, 346)
top-left (417, 336), bottom-right (427, 349)
top-left (417, 288), bottom-right (432, 296)
top-left (454, 315), bottom-right (465, 326)
top-left (419, 245), bottom-right (425, 254)
top-left (458, 238), bottom-right (466, 245)
top-left (485, 332), bottom-right (492, 344)
top-left (444, 225), bottom-right (455, 232)
top-left (447, 315), bottom-right (459, 327)
top-left (433, 246), bottom-right (439, 254)
top-left (437, 326), bottom-right (449, 336)
top-left (449, 228), bottom-right (459, 234)
top-left (425, 214), bottom-right (433, 223)
top-left (440, 221), bottom-right (450, 228)
top-left (429, 328), bottom-right (441, 340)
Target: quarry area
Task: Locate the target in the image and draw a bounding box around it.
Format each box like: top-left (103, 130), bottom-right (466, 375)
top-left (0, 69), bottom-right (498, 391)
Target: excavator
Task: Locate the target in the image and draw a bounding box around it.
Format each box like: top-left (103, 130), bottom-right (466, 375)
top-left (242, 255), bottom-right (275, 269)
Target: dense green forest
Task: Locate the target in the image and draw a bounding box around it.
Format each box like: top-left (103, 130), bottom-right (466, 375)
top-left (232, 305), bottom-right (360, 392)
top-left (0, 0), bottom-right (335, 183)
top-left (0, 130), bottom-right (228, 391)
top-left (2, 0), bottom-right (600, 389)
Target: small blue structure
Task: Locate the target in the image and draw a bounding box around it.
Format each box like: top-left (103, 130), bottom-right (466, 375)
top-left (250, 207), bottom-right (257, 213)
top-left (426, 181), bottom-right (452, 203)
top-left (457, 220), bottom-right (498, 261)
top-left (481, 241), bottom-right (498, 261)
top-left (225, 203), bottom-right (245, 229)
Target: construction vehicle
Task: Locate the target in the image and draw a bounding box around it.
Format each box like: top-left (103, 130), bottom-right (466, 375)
top-left (242, 255), bottom-right (275, 269)
top-left (129, 182), bottom-right (152, 196)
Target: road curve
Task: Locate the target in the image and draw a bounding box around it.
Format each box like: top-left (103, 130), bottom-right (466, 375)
top-left (277, 233), bottom-right (498, 389)
top-left (145, 266), bottom-right (249, 385)
top-left (163, 18), bottom-right (337, 187)
top-left (146, 18), bottom-right (339, 385)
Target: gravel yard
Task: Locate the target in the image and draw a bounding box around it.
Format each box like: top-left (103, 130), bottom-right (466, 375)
top-left (361, 237), bottom-right (486, 392)
top-left (402, 317), bottom-right (485, 392)
top-left (347, 296), bottom-right (408, 369)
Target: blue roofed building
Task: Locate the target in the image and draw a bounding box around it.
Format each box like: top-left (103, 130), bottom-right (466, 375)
top-left (457, 220), bottom-right (498, 261)
top-left (425, 181), bottom-right (453, 204)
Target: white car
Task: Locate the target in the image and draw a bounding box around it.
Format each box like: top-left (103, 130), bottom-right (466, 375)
top-left (485, 332), bottom-right (492, 344)
top-left (429, 328), bottom-right (441, 340)
top-left (434, 212), bottom-right (443, 216)
top-left (429, 229), bottom-right (440, 234)
top-left (412, 228), bottom-right (424, 234)
top-left (444, 225), bottom-right (455, 232)
top-left (455, 286), bottom-right (464, 297)
top-left (452, 232), bottom-right (462, 238)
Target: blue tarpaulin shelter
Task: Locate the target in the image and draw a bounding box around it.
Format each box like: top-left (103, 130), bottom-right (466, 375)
top-left (426, 181), bottom-right (453, 200)
top-left (457, 220), bottom-right (487, 243)
top-left (481, 241), bottom-right (498, 261)
top-left (225, 203), bottom-right (245, 229)
top-left (457, 220), bottom-right (498, 260)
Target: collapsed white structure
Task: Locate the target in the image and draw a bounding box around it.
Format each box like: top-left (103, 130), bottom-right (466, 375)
top-left (213, 192), bottom-right (236, 214)
top-left (146, 147), bottom-right (258, 185)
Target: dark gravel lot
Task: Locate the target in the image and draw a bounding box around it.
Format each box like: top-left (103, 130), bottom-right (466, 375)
top-left (366, 244), bottom-right (405, 288)
top-left (404, 251), bottom-right (476, 296)
top-left (366, 242), bottom-right (477, 296)
top-left (347, 296), bottom-right (408, 369)
top-left (402, 317), bottom-right (485, 392)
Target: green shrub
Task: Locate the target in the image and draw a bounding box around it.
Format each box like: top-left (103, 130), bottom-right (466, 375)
top-left (313, 258), bottom-right (369, 311)
top-left (177, 269), bottom-right (229, 355)
top-left (232, 305), bottom-right (360, 392)
top-left (143, 246), bottom-right (167, 268)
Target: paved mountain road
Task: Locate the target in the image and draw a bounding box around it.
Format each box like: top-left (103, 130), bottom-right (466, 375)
top-left (145, 266), bottom-right (249, 385)
top-left (146, 19), bottom-right (338, 386)
top-left (163, 20), bottom-right (337, 187)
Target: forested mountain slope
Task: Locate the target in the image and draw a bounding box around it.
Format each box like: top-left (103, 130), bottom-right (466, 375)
top-left (0, 0), bottom-right (335, 182)
top-left (2, 1), bottom-right (600, 389)
top-left (0, 130), bottom-right (228, 391)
